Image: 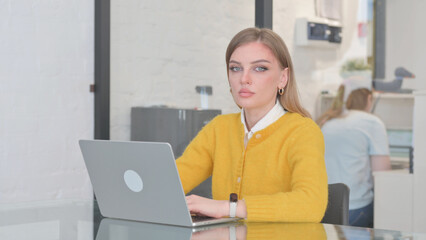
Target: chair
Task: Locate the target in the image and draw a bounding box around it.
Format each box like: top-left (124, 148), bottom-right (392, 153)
top-left (321, 183), bottom-right (350, 225)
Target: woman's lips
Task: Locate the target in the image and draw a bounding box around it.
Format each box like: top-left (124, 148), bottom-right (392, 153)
top-left (239, 89), bottom-right (254, 97)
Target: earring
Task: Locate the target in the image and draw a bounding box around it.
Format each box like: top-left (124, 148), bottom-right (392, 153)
top-left (278, 88), bottom-right (284, 96)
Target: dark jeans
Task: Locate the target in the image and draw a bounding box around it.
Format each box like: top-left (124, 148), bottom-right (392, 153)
top-left (349, 201), bottom-right (374, 228)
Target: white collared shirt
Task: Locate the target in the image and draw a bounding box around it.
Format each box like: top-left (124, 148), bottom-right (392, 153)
top-left (241, 101), bottom-right (286, 147)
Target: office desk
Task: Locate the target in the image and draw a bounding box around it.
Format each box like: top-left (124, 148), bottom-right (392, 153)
top-left (1, 199), bottom-right (425, 240)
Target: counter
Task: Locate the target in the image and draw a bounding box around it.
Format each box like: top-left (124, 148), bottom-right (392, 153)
top-left (374, 169), bottom-right (413, 232)
top-left (1, 199), bottom-right (426, 240)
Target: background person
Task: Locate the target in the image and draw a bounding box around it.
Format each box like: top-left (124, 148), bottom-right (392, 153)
top-left (317, 84), bottom-right (391, 227)
top-left (176, 27), bottom-right (328, 222)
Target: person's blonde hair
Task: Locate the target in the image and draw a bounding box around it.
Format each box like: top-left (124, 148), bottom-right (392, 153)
top-left (316, 85), bottom-right (372, 127)
top-left (225, 28), bottom-right (311, 118)
top-left (316, 85), bottom-right (345, 127)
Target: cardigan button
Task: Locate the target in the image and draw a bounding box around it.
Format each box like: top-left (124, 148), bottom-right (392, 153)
top-left (256, 134), bottom-right (261, 139)
top-left (237, 177), bottom-right (241, 183)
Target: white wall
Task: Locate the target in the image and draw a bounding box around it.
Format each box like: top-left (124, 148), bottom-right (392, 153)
top-left (111, 0), bottom-right (253, 140)
top-left (386, 0), bottom-right (426, 91)
top-left (111, 0), bottom-right (369, 139)
top-left (274, 0), bottom-right (367, 116)
top-left (0, 0), bottom-right (94, 203)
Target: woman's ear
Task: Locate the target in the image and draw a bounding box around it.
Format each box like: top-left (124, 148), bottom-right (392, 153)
top-left (278, 68), bottom-right (289, 89)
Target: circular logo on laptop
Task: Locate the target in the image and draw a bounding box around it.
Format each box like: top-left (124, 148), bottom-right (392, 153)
top-left (123, 170), bottom-right (143, 192)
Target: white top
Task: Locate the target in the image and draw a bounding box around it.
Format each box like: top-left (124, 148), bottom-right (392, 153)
top-left (241, 101), bottom-right (286, 147)
top-left (322, 110), bottom-right (389, 210)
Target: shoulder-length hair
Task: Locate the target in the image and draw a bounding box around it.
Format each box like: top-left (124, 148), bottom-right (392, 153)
top-left (316, 85), bottom-right (372, 127)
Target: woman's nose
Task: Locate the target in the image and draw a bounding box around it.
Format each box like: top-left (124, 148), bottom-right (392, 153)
top-left (240, 70), bottom-right (252, 85)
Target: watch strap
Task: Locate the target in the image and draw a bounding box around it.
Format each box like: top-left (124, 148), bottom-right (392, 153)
top-left (229, 193), bottom-right (238, 218)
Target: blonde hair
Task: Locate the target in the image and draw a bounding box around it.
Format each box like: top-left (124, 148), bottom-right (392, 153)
top-left (225, 28), bottom-right (311, 118)
top-left (316, 85), bottom-right (372, 127)
top-left (316, 85), bottom-right (345, 127)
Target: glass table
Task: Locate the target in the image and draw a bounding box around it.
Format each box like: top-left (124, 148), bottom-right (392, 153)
top-left (0, 199), bottom-right (425, 240)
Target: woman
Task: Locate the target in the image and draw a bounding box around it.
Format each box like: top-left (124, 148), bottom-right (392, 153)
top-left (176, 28), bottom-right (328, 222)
top-left (317, 85), bottom-right (391, 227)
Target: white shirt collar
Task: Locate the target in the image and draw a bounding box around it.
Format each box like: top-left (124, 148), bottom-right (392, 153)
top-left (241, 101), bottom-right (286, 142)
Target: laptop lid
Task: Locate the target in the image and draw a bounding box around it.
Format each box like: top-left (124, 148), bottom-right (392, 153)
top-left (80, 140), bottom-right (193, 226)
top-left (80, 140), bottom-right (239, 227)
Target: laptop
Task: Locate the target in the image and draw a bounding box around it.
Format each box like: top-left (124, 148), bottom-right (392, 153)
top-left (79, 139), bottom-right (240, 227)
top-left (96, 218), bottom-right (243, 240)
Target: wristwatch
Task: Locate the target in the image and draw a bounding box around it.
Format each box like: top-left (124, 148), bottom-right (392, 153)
top-left (229, 193), bottom-right (238, 218)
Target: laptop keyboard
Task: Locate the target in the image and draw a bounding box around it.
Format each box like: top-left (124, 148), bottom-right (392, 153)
top-left (191, 215), bottom-right (215, 222)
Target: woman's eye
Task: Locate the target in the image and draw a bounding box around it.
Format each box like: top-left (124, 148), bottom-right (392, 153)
top-left (254, 66), bottom-right (267, 72)
top-left (229, 66), bottom-right (242, 72)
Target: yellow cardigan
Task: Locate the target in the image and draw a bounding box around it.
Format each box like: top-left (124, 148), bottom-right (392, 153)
top-left (176, 112), bottom-right (328, 222)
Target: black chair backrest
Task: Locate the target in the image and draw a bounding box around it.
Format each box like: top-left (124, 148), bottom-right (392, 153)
top-left (321, 183), bottom-right (350, 225)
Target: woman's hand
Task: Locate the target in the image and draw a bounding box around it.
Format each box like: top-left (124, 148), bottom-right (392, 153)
top-left (186, 195), bottom-right (229, 218)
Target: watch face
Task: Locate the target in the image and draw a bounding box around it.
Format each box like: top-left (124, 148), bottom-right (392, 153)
top-left (230, 193), bottom-right (238, 202)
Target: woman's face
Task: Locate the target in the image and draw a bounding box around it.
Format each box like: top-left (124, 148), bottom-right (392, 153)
top-left (228, 41), bottom-right (288, 113)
